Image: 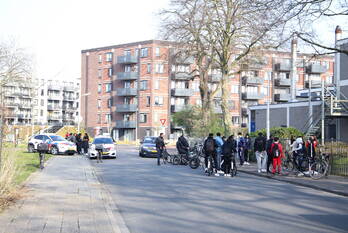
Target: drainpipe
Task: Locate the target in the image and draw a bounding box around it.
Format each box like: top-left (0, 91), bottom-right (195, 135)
top-left (335, 26), bottom-right (342, 141)
top-left (290, 36), bottom-right (298, 102)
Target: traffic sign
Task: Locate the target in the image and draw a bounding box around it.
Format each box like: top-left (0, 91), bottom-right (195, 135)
top-left (160, 119), bottom-right (166, 126)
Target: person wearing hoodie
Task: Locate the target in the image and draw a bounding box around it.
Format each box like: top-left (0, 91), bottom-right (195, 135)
top-left (270, 137), bottom-right (284, 175)
top-left (221, 135), bottom-right (237, 176)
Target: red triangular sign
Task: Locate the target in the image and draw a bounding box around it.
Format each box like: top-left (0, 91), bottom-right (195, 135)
top-left (160, 119), bottom-right (166, 126)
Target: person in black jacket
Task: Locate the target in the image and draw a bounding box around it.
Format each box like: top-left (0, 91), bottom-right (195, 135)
top-left (221, 135), bottom-right (237, 176)
top-left (254, 132), bottom-right (267, 173)
top-left (176, 134), bottom-right (189, 155)
top-left (203, 133), bottom-right (218, 173)
top-left (82, 133), bottom-right (89, 155)
top-left (76, 133), bottom-right (82, 154)
top-left (266, 135), bottom-right (274, 173)
top-left (155, 133), bottom-right (166, 166)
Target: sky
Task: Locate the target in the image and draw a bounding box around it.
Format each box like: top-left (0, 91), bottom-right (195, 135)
top-left (0, 0), bottom-right (346, 82)
top-left (0, 0), bottom-right (170, 81)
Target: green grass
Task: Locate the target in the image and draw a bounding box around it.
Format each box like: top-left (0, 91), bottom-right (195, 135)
top-left (3, 145), bottom-right (52, 185)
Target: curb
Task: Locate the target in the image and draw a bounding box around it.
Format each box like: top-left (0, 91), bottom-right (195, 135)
top-left (239, 170), bottom-right (348, 197)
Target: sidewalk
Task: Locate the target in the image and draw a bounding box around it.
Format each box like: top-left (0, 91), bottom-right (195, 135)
top-left (238, 163), bottom-right (348, 197)
top-left (0, 155), bottom-right (128, 233)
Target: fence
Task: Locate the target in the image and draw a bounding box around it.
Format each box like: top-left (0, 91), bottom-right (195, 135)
top-left (320, 141), bottom-right (348, 176)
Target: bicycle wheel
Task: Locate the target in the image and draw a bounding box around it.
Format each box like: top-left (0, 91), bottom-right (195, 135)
top-left (172, 155), bottom-right (181, 165)
top-left (231, 164), bottom-right (237, 177)
top-left (282, 160), bottom-right (294, 175)
top-left (189, 157), bottom-right (200, 169)
top-left (310, 161), bottom-right (328, 180)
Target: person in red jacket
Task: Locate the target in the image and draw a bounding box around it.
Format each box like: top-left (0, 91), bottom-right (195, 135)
top-left (270, 137), bottom-right (284, 175)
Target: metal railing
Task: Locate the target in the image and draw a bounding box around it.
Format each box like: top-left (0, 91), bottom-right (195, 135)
top-left (320, 141), bottom-right (348, 176)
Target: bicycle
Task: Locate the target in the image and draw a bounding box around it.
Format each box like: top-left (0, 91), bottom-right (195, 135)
top-left (309, 153), bottom-right (329, 180)
top-left (189, 143), bottom-right (204, 169)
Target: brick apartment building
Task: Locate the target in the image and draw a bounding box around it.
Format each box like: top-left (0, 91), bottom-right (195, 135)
top-left (81, 40), bottom-right (334, 140)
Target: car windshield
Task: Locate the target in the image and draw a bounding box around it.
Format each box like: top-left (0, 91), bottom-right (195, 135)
top-left (49, 135), bottom-right (66, 142)
top-left (94, 138), bottom-right (113, 144)
top-left (143, 137), bottom-right (156, 143)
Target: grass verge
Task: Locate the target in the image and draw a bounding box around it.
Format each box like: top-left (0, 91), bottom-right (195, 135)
top-left (0, 144), bottom-right (52, 211)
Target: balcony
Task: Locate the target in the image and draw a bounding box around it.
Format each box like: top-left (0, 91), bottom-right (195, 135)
top-left (305, 80), bottom-right (322, 88)
top-left (19, 103), bottom-right (32, 109)
top-left (116, 88), bottom-right (137, 96)
top-left (115, 104), bottom-right (137, 112)
top-left (170, 72), bottom-right (192, 80)
top-left (115, 120), bottom-right (136, 128)
top-left (48, 95), bottom-right (61, 100)
top-left (171, 88), bottom-right (194, 97)
top-left (48, 85), bottom-right (61, 91)
top-left (117, 55), bottom-right (138, 64)
top-left (274, 93), bottom-right (291, 102)
top-left (274, 62), bottom-right (291, 72)
top-left (62, 115), bottom-right (75, 121)
top-left (48, 115), bottom-right (61, 121)
top-left (172, 55), bottom-right (194, 64)
top-left (208, 74), bottom-right (222, 83)
top-left (240, 63), bottom-right (264, 70)
top-left (242, 76), bottom-right (264, 85)
top-left (214, 106), bottom-right (223, 114)
top-left (306, 64), bottom-right (327, 74)
top-left (63, 95), bottom-right (75, 101)
top-left (242, 92), bottom-right (264, 100)
top-left (275, 78), bottom-right (291, 87)
top-left (5, 102), bottom-right (19, 108)
top-left (47, 105), bottom-right (61, 111)
top-left (63, 86), bottom-right (75, 92)
top-left (62, 105), bottom-right (77, 111)
top-left (117, 72), bottom-right (138, 80)
top-left (17, 114), bottom-right (32, 119)
top-left (171, 105), bottom-right (188, 112)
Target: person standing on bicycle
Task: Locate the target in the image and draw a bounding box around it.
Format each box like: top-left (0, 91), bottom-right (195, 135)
top-left (203, 133), bottom-right (218, 173)
top-left (221, 135), bottom-right (237, 176)
top-left (155, 133), bottom-right (166, 166)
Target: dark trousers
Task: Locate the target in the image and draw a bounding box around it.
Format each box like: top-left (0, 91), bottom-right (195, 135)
top-left (223, 157), bottom-right (231, 174)
top-left (267, 152), bottom-right (273, 172)
top-left (205, 152), bottom-right (217, 169)
top-left (244, 149), bottom-right (249, 162)
top-left (238, 149), bottom-right (244, 165)
top-left (157, 148), bottom-right (163, 165)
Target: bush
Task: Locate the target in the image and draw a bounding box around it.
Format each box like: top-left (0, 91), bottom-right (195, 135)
top-left (250, 127), bottom-right (303, 139)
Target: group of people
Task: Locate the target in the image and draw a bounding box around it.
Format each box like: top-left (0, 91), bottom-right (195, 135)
top-left (65, 132), bottom-right (90, 155)
top-left (202, 132), bottom-right (251, 176)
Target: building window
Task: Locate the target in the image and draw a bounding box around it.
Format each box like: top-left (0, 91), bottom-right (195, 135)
top-left (105, 114), bottom-right (112, 123)
top-left (98, 69), bottom-right (102, 78)
top-left (147, 63), bottom-right (151, 73)
top-left (232, 116), bottom-right (240, 125)
top-left (108, 98), bottom-right (112, 108)
top-left (140, 113), bottom-right (147, 123)
top-left (98, 55), bottom-right (102, 63)
top-left (40, 110), bottom-right (43, 116)
top-left (155, 80), bottom-right (160, 90)
top-left (98, 84), bottom-right (102, 93)
top-left (135, 48), bottom-right (139, 57)
top-left (146, 96), bottom-right (151, 107)
top-left (155, 64), bottom-right (164, 73)
top-left (108, 68), bottom-right (113, 77)
top-left (41, 99), bottom-right (44, 106)
top-left (140, 48), bottom-right (148, 57)
top-left (154, 96), bottom-right (164, 106)
top-left (41, 89), bottom-right (44, 96)
top-left (140, 80), bottom-right (148, 90)
top-left (231, 85), bottom-right (239, 94)
top-left (106, 52), bottom-right (113, 62)
top-left (124, 50), bottom-right (131, 56)
top-left (155, 47), bottom-right (160, 57)
top-left (106, 83), bottom-right (112, 92)
top-left (97, 99), bottom-right (101, 109)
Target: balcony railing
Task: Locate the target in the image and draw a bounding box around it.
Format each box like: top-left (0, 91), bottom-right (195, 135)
top-left (242, 76), bottom-right (264, 85)
top-left (115, 104), bottom-right (137, 112)
top-left (47, 105), bottom-right (62, 110)
top-left (305, 80), bottom-right (322, 88)
top-left (117, 55), bottom-right (138, 64)
top-left (116, 88), bottom-right (137, 96)
top-left (306, 64), bottom-right (327, 74)
top-left (47, 115), bottom-right (62, 120)
top-left (115, 120), bottom-right (136, 128)
top-left (274, 62), bottom-right (291, 72)
top-left (170, 72), bottom-right (192, 80)
top-left (172, 56), bottom-right (194, 64)
top-left (274, 93), bottom-right (291, 102)
top-left (63, 86), bottom-right (75, 92)
top-left (48, 95), bottom-right (61, 100)
top-left (171, 88), bottom-right (194, 97)
top-left (117, 72), bottom-right (138, 80)
top-left (242, 92), bottom-right (264, 100)
top-left (63, 95), bottom-right (75, 101)
top-left (208, 74), bottom-right (222, 83)
top-left (171, 105), bottom-right (188, 112)
top-left (17, 114), bottom-right (32, 119)
top-left (275, 78), bottom-right (291, 87)
top-left (62, 105), bottom-right (77, 111)
top-left (48, 85), bottom-right (61, 91)
top-left (19, 103), bottom-right (32, 109)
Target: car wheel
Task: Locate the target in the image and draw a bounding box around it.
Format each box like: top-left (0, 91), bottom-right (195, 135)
top-left (139, 152), bottom-right (143, 157)
top-left (28, 144), bottom-right (34, 153)
top-left (51, 146), bottom-right (59, 155)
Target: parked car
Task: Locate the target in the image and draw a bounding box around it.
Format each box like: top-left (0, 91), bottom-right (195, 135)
top-left (139, 136), bottom-right (158, 157)
top-left (88, 136), bottom-right (116, 159)
top-left (28, 134), bottom-right (77, 155)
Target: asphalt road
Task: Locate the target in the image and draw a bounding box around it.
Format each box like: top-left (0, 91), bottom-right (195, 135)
top-left (92, 145), bottom-right (348, 233)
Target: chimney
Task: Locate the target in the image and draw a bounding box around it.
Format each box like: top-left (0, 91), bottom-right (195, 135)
top-left (290, 35), bottom-right (298, 102)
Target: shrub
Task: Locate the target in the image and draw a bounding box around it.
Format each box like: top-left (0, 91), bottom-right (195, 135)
top-left (250, 127), bottom-right (304, 139)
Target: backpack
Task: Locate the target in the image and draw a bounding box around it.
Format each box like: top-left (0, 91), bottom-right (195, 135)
top-left (222, 142), bottom-right (230, 156)
top-left (205, 138), bottom-right (215, 153)
top-left (255, 138), bottom-right (264, 152)
top-left (272, 143), bottom-right (280, 158)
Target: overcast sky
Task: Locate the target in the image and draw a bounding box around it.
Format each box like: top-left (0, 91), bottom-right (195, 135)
top-left (0, 0), bottom-right (346, 82)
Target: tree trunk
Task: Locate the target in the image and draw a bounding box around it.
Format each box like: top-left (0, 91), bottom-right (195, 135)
top-left (199, 73), bottom-right (212, 126)
top-left (220, 70), bottom-right (232, 136)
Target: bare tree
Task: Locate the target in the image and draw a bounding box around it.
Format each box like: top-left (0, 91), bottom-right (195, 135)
top-left (0, 41), bottom-right (32, 171)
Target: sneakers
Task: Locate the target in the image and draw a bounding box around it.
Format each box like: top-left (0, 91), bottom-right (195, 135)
top-left (244, 162), bottom-right (250, 165)
top-left (225, 174), bottom-right (231, 177)
top-left (217, 170), bottom-right (224, 174)
top-left (214, 173), bottom-right (220, 176)
top-left (261, 169), bottom-right (267, 173)
top-left (204, 168), bottom-right (208, 173)
top-left (258, 169), bottom-right (261, 173)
